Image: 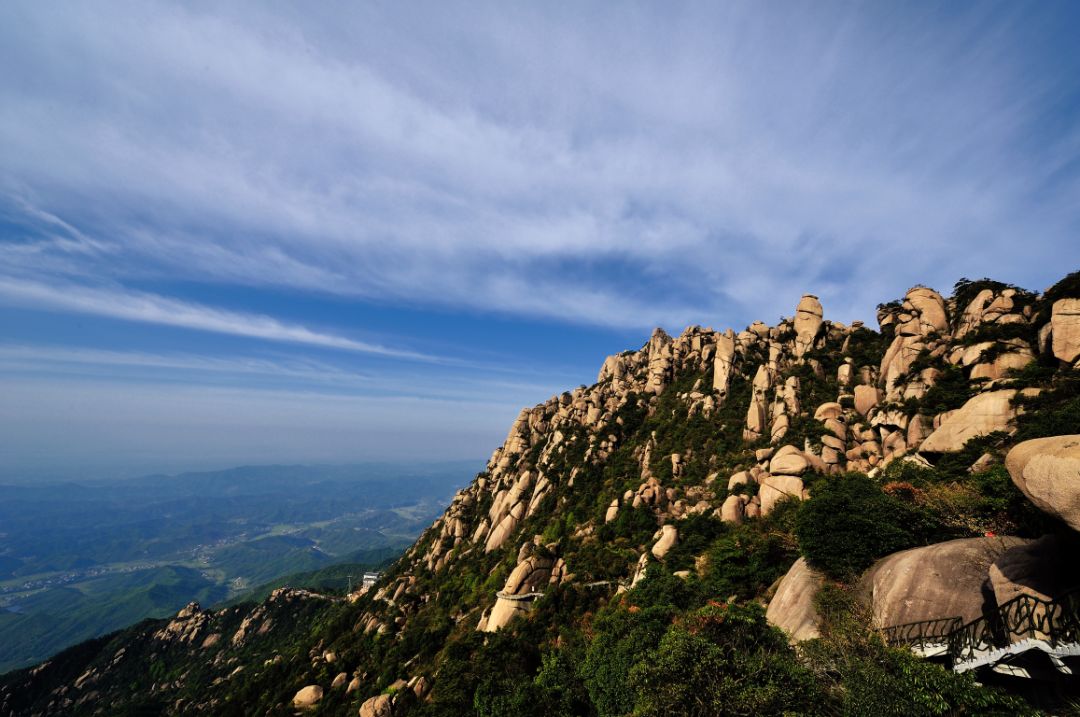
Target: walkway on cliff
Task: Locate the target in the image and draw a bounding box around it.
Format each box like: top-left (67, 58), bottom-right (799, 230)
top-left (883, 589), bottom-right (1080, 679)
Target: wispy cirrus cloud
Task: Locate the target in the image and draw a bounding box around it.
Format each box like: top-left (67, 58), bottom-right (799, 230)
top-left (0, 276), bottom-right (436, 361)
top-left (2, 2), bottom-right (1077, 332)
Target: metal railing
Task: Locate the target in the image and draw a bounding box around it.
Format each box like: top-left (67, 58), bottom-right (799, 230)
top-left (883, 588), bottom-right (1080, 673)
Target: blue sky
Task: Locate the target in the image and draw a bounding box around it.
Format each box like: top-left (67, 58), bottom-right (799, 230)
top-left (1, 1), bottom-right (1078, 480)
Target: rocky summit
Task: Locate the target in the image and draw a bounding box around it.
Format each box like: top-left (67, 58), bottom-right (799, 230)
top-left (3, 272), bottom-right (1080, 716)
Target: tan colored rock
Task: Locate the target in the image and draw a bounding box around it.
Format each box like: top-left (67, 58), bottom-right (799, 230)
top-left (824, 417), bottom-right (847, 440)
top-left (970, 349), bottom-right (1034, 381)
top-left (331, 672), bottom-right (347, 689)
top-left (604, 498), bottom-right (619, 523)
top-left (861, 537), bottom-right (1027, 628)
top-left (918, 389), bottom-right (1025, 454)
top-left (770, 414), bottom-right (790, 443)
top-left (766, 558), bottom-right (824, 642)
top-left (1005, 435), bottom-right (1080, 531)
top-left (645, 329), bottom-right (674, 395)
top-left (292, 685), bottom-right (323, 710)
top-left (745, 395), bottom-right (767, 441)
top-left (359, 693), bottom-right (394, 717)
top-left (905, 287), bottom-right (949, 336)
top-left (770, 445), bottom-right (809, 476)
top-left (713, 330), bottom-right (736, 397)
top-left (1051, 298), bottom-right (1080, 364)
top-left (853, 385), bottom-right (881, 417)
top-left (484, 595), bottom-right (530, 632)
top-left (720, 495), bottom-right (746, 524)
top-left (651, 524), bottom-right (678, 559)
top-left (821, 434), bottom-right (845, 451)
top-left (347, 676), bottom-right (362, 693)
top-left (905, 414), bottom-right (929, 451)
top-left (814, 402), bottom-right (843, 421)
top-left (794, 294), bottom-right (824, 358)
top-left (759, 475), bottom-right (804, 515)
top-left (837, 363), bottom-right (853, 387)
top-left (484, 503), bottom-right (523, 552)
top-left (727, 470), bottom-right (750, 490)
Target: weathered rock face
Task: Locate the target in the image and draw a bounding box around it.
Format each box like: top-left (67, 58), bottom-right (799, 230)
top-left (1051, 298), bottom-right (1080, 364)
top-left (645, 329), bottom-right (674, 395)
top-left (759, 474), bottom-right (804, 516)
top-left (1006, 435), bottom-right (1080, 531)
top-left (861, 537), bottom-right (1028, 627)
top-left (853, 385), bottom-right (881, 417)
top-left (651, 524), bottom-right (678, 559)
top-left (766, 558), bottom-right (824, 642)
top-left (482, 542), bottom-right (564, 632)
top-left (878, 286), bottom-right (950, 401)
top-left (713, 330), bottom-right (736, 398)
top-left (793, 294), bottom-right (823, 359)
top-left (769, 445), bottom-right (809, 476)
top-left (359, 693), bottom-right (394, 717)
top-left (918, 389), bottom-right (1027, 455)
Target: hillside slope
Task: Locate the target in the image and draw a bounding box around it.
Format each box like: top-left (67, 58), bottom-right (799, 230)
top-left (3, 272), bottom-right (1080, 717)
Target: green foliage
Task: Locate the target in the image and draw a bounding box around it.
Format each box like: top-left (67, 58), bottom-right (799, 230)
top-left (795, 474), bottom-right (943, 580)
top-left (629, 603), bottom-right (824, 717)
top-left (580, 602), bottom-right (677, 716)
top-left (1013, 369), bottom-right (1080, 442)
top-left (803, 584), bottom-right (1037, 717)
top-left (1036, 269), bottom-right (1080, 324)
top-left (697, 524), bottom-right (796, 602)
top-left (844, 326), bottom-right (890, 369)
top-left (918, 364), bottom-right (974, 415)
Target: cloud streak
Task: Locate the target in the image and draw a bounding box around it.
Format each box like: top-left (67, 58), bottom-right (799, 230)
top-left (0, 277), bottom-right (436, 360)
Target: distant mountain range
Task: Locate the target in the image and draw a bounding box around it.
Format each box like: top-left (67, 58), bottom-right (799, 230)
top-left (0, 462), bottom-right (473, 673)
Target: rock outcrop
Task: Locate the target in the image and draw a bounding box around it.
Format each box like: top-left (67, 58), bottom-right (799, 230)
top-left (1051, 298), bottom-right (1080, 364)
top-left (1006, 435), bottom-right (1080, 531)
top-left (861, 537), bottom-right (1028, 627)
top-left (793, 294), bottom-right (823, 359)
top-left (766, 558), bottom-right (824, 642)
top-left (918, 389), bottom-right (1029, 455)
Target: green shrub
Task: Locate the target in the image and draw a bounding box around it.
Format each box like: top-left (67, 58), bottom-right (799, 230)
top-left (795, 474), bottom-right (942, 580)
top-left (628, 603), bottom-right (824, 717)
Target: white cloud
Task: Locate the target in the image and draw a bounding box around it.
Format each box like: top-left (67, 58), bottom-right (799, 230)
top-left (1, 2), bottom-right (1076, 333)
top-left (0, 276), bottom-right (436, 360)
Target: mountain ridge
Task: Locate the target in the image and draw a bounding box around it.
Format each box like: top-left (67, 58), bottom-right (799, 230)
top-left (3, 272), bottom-right (1080, 716)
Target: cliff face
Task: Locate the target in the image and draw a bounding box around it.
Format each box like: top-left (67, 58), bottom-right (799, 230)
top-left (3, 273), bottom-right (1080, 716)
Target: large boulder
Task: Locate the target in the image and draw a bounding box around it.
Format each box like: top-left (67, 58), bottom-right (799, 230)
top-left (860, 537), bottom-right (1028, 628)
top-left (759, 474), bottom-right (804, 515)
top-left (766, 558), bottom-right (824, 642)
top-left (770, 445), bottom-right (809, 475)
top-left (720, 494), bottom-right (746, 524)
top-left (918, 389), bottom-right (1028, 454)
top-left (1051, 298), bottom-right (1080, 364)
top-left (359, 693), bottom-right (394, 717)
top-left (651, 524), bottom-right (678, 559)
top-left (1005, 435), bottom-right (1080, 531)
top-left (853, 385), bottom-right (881, 417)
top-left (292, 685), bottom-right (323, 710)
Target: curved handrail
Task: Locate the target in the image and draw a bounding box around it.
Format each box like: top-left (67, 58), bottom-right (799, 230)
top-left (883, 587), bottom-right (1080, 670)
